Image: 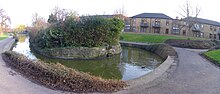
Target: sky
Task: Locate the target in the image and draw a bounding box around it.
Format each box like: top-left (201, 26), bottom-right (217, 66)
top-left (0, 0), bottom-right (219, 28)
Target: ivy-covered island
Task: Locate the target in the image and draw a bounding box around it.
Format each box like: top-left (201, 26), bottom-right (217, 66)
top-left (2, 9), bottom-right (127, 93)
top-left (30, 12), bottom-right (124, 59)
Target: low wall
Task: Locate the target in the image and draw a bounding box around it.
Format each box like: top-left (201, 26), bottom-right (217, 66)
top-left (120, 41), bottom-right (177, 59)
top-left (30, 44), bottom-right (122, 60)
top-left (165, 39), bottom-right (216, 49)
top-left (2, 37), bottom-right (15, 52)
top-left (116, 41), bottom-right (177, 94)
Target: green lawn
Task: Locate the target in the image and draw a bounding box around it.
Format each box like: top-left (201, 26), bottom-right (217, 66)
top-left (0, 33), bottom-right (8, 40)
top-left (204, 49), bottom-right (220, 64)
top-left (120, 32), bottom-right (206, 43)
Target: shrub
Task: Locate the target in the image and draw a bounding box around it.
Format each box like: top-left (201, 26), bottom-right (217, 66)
top-left (2, 51), bottom-right (127, 93)
top-left (30, 15), bottom-right (124, 49)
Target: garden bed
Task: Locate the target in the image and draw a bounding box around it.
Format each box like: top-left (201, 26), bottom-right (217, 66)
top-left (2, 51), bottom-right (127, 93)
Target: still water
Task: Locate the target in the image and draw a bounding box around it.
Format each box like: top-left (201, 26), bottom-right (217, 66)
top-left (12, 35), bottom-right (164, 80)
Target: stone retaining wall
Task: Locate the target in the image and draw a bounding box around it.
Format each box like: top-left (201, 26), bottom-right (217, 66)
top-left (165, 39), bottom-right (216, 49)
top-left (120, 41), bottom-right (177, 59)
top-left (30, 44), bottom-right (122, 60)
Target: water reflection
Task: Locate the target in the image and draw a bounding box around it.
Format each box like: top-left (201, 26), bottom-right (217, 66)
top-left (12, 35), bottom-right (164, 80)
top-left (12, 35), bottom-right (37, 60)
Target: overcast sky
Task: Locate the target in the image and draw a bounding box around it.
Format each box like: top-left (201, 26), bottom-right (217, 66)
top-left (0, 0), bottom-right (219, 28)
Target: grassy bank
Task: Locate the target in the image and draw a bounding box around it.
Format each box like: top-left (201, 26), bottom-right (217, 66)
top-left (204, 49), bottom-right (220, 64)
top-left (120, 32), bottom-right (205, 43)
top-left (0, 33), bottom-right (8, 40)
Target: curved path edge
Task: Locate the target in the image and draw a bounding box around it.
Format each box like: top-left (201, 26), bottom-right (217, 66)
top-left (115, 56), bottom-right (177, 94)
top-left (131, 47), bottom-right (220, 94)
top-left (116, 42), bottom-right (178, 94)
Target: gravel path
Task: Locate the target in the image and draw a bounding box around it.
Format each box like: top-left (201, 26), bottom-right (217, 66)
top-left (0, 38), bottom-right (62, 94)
top-left (119, 47), bottom-right (220, 94)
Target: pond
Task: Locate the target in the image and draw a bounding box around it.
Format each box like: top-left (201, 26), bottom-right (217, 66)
top-left (12, 35), bottom-right (164, 81)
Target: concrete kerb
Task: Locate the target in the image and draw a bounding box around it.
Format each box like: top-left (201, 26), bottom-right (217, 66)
top-left (127, 56), bottom-right (175, 87)
top-left (2, 37), bottom-right (15, 52)
top-left (116, 41), bottom-right (177, 93)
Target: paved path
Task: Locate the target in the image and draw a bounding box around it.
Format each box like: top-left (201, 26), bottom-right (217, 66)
top-left (1, 38), bottom-right (220, 94)
top-left (121, 47), bottom-right (220, 94)
top-left (0, 38), bottom-right (62, 94)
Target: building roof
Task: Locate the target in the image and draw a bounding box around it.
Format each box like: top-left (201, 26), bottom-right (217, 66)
top-left (81, 14), bottom-right (127, 19)
top-left (183, 17), bottom-right (220, 26)
top-left (131, 13), bottom-right (172, 19)
top-left (93, 15), bottom-right (115, 18)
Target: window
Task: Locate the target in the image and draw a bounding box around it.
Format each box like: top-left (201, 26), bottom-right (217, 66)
top-left (173, 24), bottom-right (179, 29)
top-left (214, 34), bottom-right (217, 39)
top-left (154, 28), bottom-right (160, 33)
top-left (201, 24), bottom-right (204, 28)
top-left (133, 18), bottom-right (136, 25)
top-left (155, 19), bottom-right (160, 26)
top-left (214, 28), bottom-right (217, 31)
top-left (172, 29), bottom-right (180, 35)
top-left (209, 33), bottom-right (212, 38)
top-left (140, 27), bottom-right (146, 32)
top-left (132, 27), bottom-right (136, 32)
top-left (183, 30), bottom-right (186, 35)
top-left (210, 26), bottom-right (213, 31)
top-left (193, 32), bottom-right (204, 38)
top-left (183, 22), bottom-right (187, 25)
top-left (201, 32), bottom-right (204, 38)
top-left (133, 18), bottom-right (136, 22)
top-left (194, 24), bottom-right (199, 28)
top-left (165, 29), bottom-right (169, 34)
top-left (141, 18), bottom-right (147, 23)
top-left (166, 20), bottom-right (169, 26)
top-left (141, 19), bottom-right (144, 23)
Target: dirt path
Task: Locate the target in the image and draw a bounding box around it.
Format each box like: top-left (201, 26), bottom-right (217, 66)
top-left (118, 47), bottom-right (220, 94)
top-left (0, 38), bottom-right (62, 94)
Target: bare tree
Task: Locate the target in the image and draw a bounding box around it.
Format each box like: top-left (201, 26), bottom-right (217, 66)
top-left (113, 6), bottom-right (127, 20)
top-left (31, 13), bottom-right (47, 32)
top-left (48, 6), bottom-right (78, 24)
top-left (177, 0), bottom-right (201, 31)
top-left (0, 8), bottom-right (11, 35)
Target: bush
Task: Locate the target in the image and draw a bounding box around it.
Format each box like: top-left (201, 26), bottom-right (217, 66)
top-left (2, 51), bottom-right (127, 93)
top-left (30, 16), bottom-right (124, 49)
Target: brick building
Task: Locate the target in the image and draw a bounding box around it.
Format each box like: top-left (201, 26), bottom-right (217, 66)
top-left (129, 13), bottom-right (220, 40)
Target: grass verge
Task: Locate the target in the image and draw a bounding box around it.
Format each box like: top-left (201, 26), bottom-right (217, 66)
top-left (2, 51), bottom-right (126, 93)
top-left (0, 33), bottom-right (8, 40)
top-left (120, 32), bottom-right (206, 43)
top-left (203, 49), bottom-right (220, 64)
